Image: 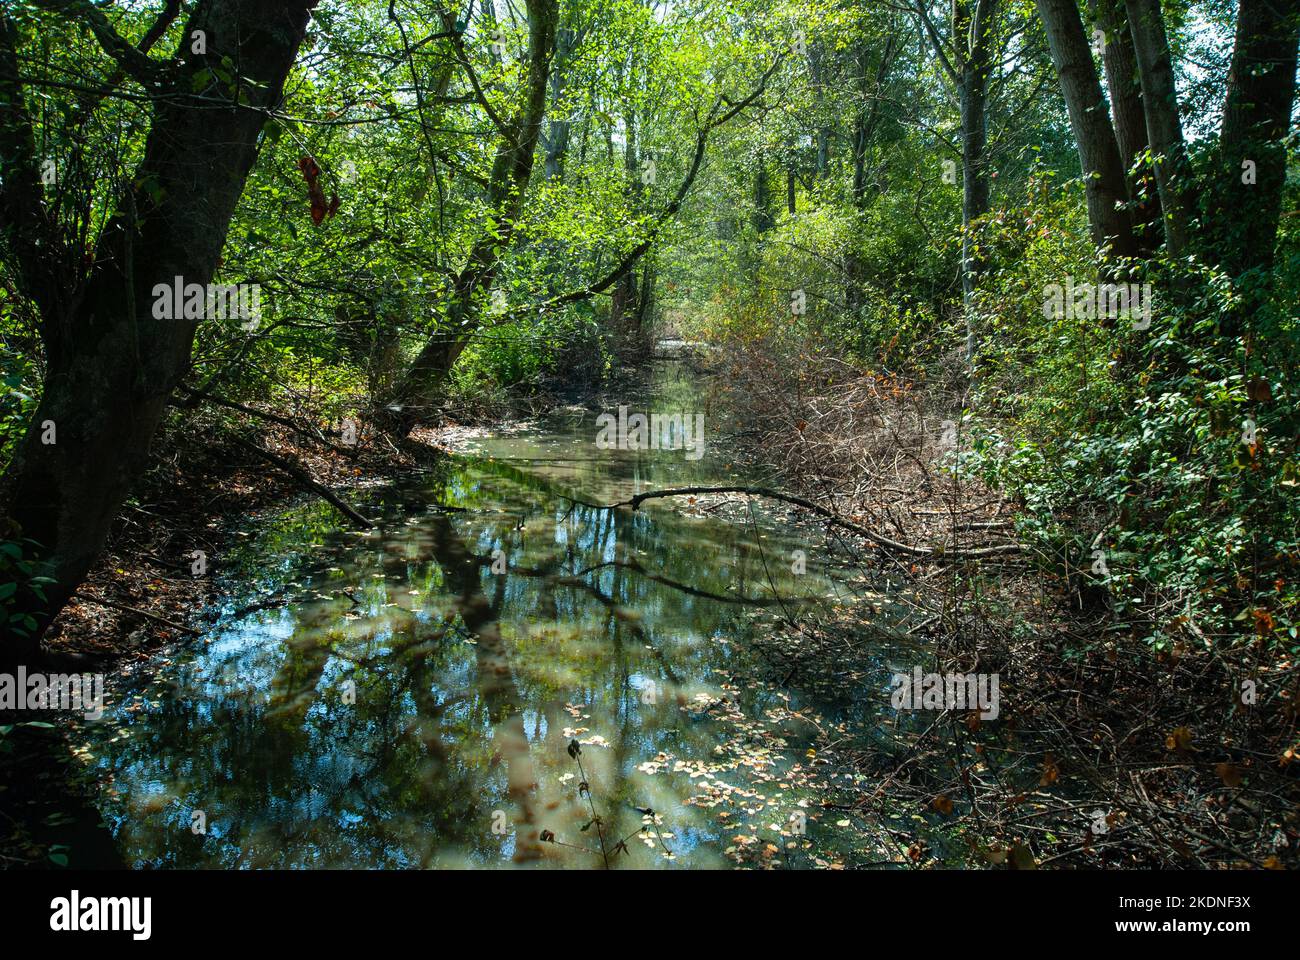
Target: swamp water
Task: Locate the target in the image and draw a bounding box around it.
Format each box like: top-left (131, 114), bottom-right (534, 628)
top-left (73, 360), bottom-right (938, 868)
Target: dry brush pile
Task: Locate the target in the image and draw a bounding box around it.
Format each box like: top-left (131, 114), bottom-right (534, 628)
top-left (700, 336), bottom-right (1299, 869)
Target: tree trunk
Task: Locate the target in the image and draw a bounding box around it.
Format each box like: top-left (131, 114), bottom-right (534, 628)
top-left (1094, 0), bottom-right (1163, 252)
top-left (958, 0), bottom-right (998, 360)
top-left (1215, 0), bottom-right (1300, 281)
top-left (543, 25), bottom-right (576, 181)
top-left (0, 0), bottom-right (317, 656)
top-left (386, 0), bottom-right (559, 430)
top-left (753, 152), bottom-right (775, 234)
top-left (810, 40), bottom-right (831, 180)
top-left (1124, 0), bottom-right (1196, 258)
top-left (1037, 0), bottom-right (1138, 258)
top-left (846, 37), bottom-right (896, 314)
top-left (612, 77), bottom-right (644, 336)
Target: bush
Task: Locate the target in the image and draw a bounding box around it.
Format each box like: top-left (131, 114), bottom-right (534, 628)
top-left (964, 176), bottom-right (1300, 648)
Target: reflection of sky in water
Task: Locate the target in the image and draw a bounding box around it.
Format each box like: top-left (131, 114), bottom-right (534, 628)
top-left (80, 365), bottom-right (921, 869)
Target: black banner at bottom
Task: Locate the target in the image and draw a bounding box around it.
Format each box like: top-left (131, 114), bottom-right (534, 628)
top-left (0, 868), bottom-right (1284, 945)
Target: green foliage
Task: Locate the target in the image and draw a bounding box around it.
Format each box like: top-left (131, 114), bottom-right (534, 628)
top-left (964, 178), bottom-right (1300, 648)
top-left (0, 329), bottom-right (39, 466)
top-left (0, 538), bottom-right (54, 638)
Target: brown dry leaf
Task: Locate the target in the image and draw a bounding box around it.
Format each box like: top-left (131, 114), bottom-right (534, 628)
top-left (1165, 726), bottom-right (1194, 754)
top-left (931, 795), bottom-right (954, 815)
top-left (1246, 377), bottom-right (1273, 403)
top-left (1008, 843), bottom-right (1037, 870)
top-left (1214, 762), bottom-right (1244, 788)
top-left (1039, 754), bottom-right (1059, 787)
top-left (982, 845), bottom-right (1008, 865)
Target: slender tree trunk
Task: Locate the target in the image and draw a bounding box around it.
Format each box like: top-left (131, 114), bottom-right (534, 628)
top-left (753, 152), bottom-right (775, 234)
top-left (810, 40), bottom-right (831, 179)
top-left (958, 0), bottom-right (998, 360)
top-left (1037, 0), bottom-right (1138, 258)
top-left (0, 0), bottom-right (317, 656)
top-left (846, 38), bottom-right (896, 314)
top-left (612, 96), bottom-right (642, 336)
top-left (387, 0), bottom-right (559, 429)
top-left (1094, 0), bottom-right (1163, 252)
top-left (543, 25), bottom-right (576, 181)
top-left (847, 91), bottom-right (867, 312)
top-left (1124, 0), bottom-right (1196, 258)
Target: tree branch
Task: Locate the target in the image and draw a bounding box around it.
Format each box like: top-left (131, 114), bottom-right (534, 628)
top-left (30, 0), bottom-right (170, 86)
top-left (227, 435), bottom-right (377, 529)
top-left (608, 486), bottom-right (1023, 559)
top-left (0, 12), bottom-right (64, 323)
top-left (524, 55), bottom-right (786, 313)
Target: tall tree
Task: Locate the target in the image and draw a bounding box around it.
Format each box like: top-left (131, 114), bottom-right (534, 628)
top-left (847, 34), bottom-right (899, 312)
top-left (385, 0), bottom-right (560, 430)
top-left (1124, 0), bottom-right (1197, 257)
top-left (1036, 0), bottom-right (1138, 258)
top-left (1093, 0), bottom-right (1163, 251)
top-left (1215, 0), bottom-right (1300, 282)
top-left (543, 21), bottom-right (579, 181)
top-left (912, 0), bottom-right (1002, 359)
top-left (0, 0), bottom-right (318, 656)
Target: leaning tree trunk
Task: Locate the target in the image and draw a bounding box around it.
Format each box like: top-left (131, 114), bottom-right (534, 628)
top-left (0, 0), bottom-right (317, 656)
top-left (386, 0), bottom-right (559, 432)
top-left (1036, 0), bottom-right (1138, 258)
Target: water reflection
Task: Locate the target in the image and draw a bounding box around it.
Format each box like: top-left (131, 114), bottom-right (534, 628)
top-left (84, 365), bottom-right (903, 868)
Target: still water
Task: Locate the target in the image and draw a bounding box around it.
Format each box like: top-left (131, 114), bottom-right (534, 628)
top-left (77, 360), bottom-right (923, 868)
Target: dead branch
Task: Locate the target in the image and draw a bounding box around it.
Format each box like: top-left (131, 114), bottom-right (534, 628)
top-left (227, 434), bottom-right (376, 529)
top-left (609, 486), bottom-right (1023, 559)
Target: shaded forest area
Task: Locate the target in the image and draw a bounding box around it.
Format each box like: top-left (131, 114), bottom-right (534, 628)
top-left (1, 0), bottom-right (1299, 870)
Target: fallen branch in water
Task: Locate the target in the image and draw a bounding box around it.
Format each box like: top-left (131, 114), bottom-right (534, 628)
top-left (227, 434), bottom-right (376, 529)
top-left (608, 486), bottom-right (1022, 559)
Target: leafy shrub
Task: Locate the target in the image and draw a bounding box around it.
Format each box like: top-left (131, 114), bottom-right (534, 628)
top-left (964, 176), bottom-right (1300, 648)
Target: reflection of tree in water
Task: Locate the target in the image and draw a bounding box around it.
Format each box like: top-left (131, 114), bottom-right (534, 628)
top-left (96, 432), bottom-right (834, 868)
